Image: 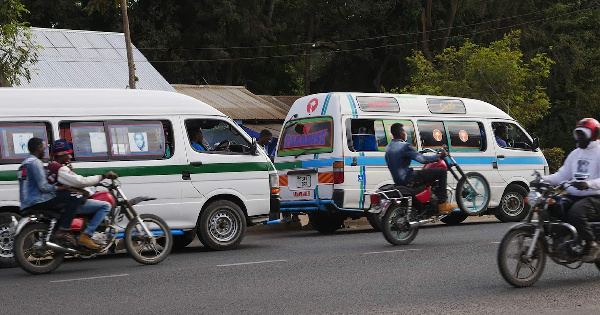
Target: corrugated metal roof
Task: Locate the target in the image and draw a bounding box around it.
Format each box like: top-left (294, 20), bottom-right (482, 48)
top-left (258, 95), bottom-right (301, 111)
top-left (241, 123), bottom-right (284, 136)
top-left (172, 85), bottom-right (289, 120)
top-left (15, 28), bottom-right (174, 92)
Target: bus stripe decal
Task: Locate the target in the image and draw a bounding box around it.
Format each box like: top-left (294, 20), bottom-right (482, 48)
top-left (347, 94), bottom-right (358, 118)
top-left (321, 93), bottom-right (332, 115)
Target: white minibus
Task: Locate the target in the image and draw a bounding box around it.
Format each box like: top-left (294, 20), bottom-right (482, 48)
top-left (274, 93), bottom-right (547, 233)
top-left (0, 88), bottom-right (280, 267)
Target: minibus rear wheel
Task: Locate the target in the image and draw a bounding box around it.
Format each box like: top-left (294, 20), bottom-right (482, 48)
top-left (309, 213), bottom-right (344, 234)
top-left (495, 184), bottom-right (528, 222)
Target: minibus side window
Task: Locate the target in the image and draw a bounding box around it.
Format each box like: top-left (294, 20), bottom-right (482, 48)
top-left (492, 122), bottom-right (533, 150)
top-left (417, 121), bottom-right (447, 149)
top-left (60, 122), bottom-right (109, 162)
top-left (348, 119), bottom-right (378, 152)
top-left (383, 120), bottom-right (416, 148)
top-left (107, 120), bottom-right (168, 160)
top-left (0, 122), bottom-right (52, 164)
top-left (444, 121), bottom-right (486, 152)
top-left (185, 119), bottom-right (251, 154)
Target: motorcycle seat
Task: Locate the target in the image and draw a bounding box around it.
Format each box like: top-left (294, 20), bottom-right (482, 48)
top-left (378, 184), bottom-right (426, 197)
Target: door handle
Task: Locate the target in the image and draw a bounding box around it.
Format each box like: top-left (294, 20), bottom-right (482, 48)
top-left (190, 161), bottom-right (203, 167)
top-left (182, 170), bottom-right (191, 180)
top-left (496, 155), bottom-right (505, 159)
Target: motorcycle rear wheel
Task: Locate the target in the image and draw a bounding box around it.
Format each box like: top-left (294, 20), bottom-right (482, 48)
top-left (456, 172), bottom-right (490, 216)
top-left (14, 223), bottom-right (64, 275)
top-left (497, 228), bottom-right (546, 287)
top-left (381, 204), bottom-right (418, 245)
top-left (124, 214), bottom-right (172, 265)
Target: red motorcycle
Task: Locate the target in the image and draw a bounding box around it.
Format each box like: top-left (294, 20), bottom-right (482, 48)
top-left (367, 148), bottom-right (490, 245)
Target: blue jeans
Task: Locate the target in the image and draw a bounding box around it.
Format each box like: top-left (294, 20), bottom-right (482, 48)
top-left (76, 199), bottom-right (111, 236)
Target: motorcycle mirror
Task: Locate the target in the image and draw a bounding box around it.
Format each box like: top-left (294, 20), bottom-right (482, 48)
top-left (574, 173), bottom-right (589, 181)
top-left (250, 138), bottom-right (258, 155)
top-left (532, 138), bottom-right (540, 150)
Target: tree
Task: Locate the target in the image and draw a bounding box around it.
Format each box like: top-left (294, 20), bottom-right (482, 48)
top-left (0, 0), bottom-right (38, 86)
top-left (400, 30), bottom-right (553, 127)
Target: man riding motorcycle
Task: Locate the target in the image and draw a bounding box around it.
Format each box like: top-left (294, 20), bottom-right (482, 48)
top-left (542, 118), bottom-right (600, 262)
top-left (385, 123), bottom-right (458, 215)
top-left (47, 139), bottom-right (118, 250)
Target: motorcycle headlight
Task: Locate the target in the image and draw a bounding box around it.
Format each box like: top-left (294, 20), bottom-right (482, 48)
top-left (527, 191), bottom-right (541, 207)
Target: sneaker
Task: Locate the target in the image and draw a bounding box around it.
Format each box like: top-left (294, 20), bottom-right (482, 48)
top-left (582, 242), bottom-right (600, 263)
top-left (52, 230), bottom-right (76, 247)
top-left (438, 202), bottom-right (458, 215)
top-left (77, 233), bottom-right (101, 250)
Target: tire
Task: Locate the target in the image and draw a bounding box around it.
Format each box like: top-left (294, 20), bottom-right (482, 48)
top-left (381, 204), bottom-right (418, 245)
top-left (497, 227), bottom-right (546, 287)
top-left (124, 214), bottom-right (172, 265)
top-left (0, 213), bottom-right (21, 268)
top-left (495, 184), bottom-right (529, 222)
top-left (595, 260), bottom-right (600, 272)
top-left (440, 213), bottom-right (468, 225)
top-left (308, 213), bottom-right (344, 234)
top-left (366, 212), bottom-right (382, 232)
top-left (456, 172), bottom-right (490, 216)
top-left (13, 223), bottom-right (64, 275)
top-left (196, 200), bottom-right (246, 251)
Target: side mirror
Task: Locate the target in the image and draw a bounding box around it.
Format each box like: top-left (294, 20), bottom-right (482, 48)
top-left (250, 138), bottom-right (258, 155)
top-left (532, 138), bottom-right (540, 150)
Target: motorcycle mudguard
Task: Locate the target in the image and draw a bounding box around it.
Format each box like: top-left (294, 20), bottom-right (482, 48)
top-left (415, 187), bottom-right (431, 204)
top-left (14, 216), bottom-right (39, 236)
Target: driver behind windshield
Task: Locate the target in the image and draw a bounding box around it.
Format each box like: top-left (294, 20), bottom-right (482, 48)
top-left (190, 127), bottom-right (211, 151)
top-left (541, 118), bottom-right (600, 262)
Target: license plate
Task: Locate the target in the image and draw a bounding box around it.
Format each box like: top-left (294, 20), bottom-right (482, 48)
top-left (297, 175), bottom-right (311, 188)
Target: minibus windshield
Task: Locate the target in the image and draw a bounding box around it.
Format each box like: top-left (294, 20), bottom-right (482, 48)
top-left (278, 116), bottom-right (333, 157)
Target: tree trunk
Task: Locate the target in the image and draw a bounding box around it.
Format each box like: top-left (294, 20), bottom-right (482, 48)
top-left (373, 54), bottom-right (391, 92)
top-left (441, 0), bottom-right (460, 51)
top-left (121, 0), bottom-right (136, 89)
top-left (267, 0), bottom-right (277, 27)
top-left (421, 0), bottom-right (432, 58)
top-left (304, 13), bottom-right (315, 95)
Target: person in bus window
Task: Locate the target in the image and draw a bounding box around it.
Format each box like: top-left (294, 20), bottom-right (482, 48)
top-left (190, 127), bottom-right (210, 151)
top-left (495, 125), bottom-right (508, 147)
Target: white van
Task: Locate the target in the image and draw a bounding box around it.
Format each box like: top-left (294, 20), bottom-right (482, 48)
top-left (0, 89), bottom-right (280, 264)
top-left (274, 93), bottom-right (547, 233)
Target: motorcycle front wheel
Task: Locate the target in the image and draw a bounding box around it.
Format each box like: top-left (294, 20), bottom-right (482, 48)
top-left (124, 214), bottom-right (172, 265)
top-left (456, 172), bottom-right (490, 215)
top-left (381, 204), bottom-right (418, 245)
top-left (13, 223), bottom-right (64, 275)
top-left (497, 228), bottom-right (546, 287)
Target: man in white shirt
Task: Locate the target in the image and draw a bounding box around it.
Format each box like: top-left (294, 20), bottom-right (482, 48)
top-left (542, 118), bottom-right (600, 262)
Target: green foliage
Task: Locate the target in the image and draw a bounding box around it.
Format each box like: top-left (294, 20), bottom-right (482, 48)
top-left (400, 30), bottom-right (554, 127)
top-left (541, 147), bottom-right (565, 174)
top-left (0, 0), bottom-right (38, 86)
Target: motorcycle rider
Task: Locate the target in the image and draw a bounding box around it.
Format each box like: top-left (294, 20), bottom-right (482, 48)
top-left (385, 123), bottom-right (458, 215)
top-left (47, 139), bottom-right (118, 250)
top-left (18, 137), bottom-right (82, 245)
top-left (542, 118), bottom-right (600, 262)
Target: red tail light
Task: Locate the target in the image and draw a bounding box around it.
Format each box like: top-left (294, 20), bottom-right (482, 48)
top-left (333, 161), bottom-right (344, 184)
top-left (369, 194), bottom-right (380, 205)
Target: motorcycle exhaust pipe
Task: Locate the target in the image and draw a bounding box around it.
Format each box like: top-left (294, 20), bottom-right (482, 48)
top-left (46, 241), bottom-right (79, 254)
top-left (409, 218), bottom-right (435, 228)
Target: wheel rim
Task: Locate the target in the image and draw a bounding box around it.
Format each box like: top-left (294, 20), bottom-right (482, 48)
top-left (460, 176), bottom-right (488, 213)
top-left (502, 231), bottom-right (543, 282)
top-left (129, 218), bottom-right (169, 260)
top-left (501, 192), bottom-right (524, 217)
top-left (20, 228), bottom-right (56, 267)
top-left (387, 207), bottom-right (412, 240)
top-left (0, 225), bottom-right (14, 258)
top-left (209, 209), bottom-right (239, 242)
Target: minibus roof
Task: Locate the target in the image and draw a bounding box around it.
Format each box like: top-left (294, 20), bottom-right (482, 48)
top-left (0, 88), bottom-right (225, 118)
top-left (290, 92), bottom-right (513, 120)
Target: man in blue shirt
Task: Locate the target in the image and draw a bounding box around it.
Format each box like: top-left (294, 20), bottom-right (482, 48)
top-left (18, 137), bottom-right (82, 245)
top-left (385, 123), bottom-right (457, 215)
top-left (495, 125), bottom-right (508, 147)
top-left (190, 128), bottom-right (208, 151)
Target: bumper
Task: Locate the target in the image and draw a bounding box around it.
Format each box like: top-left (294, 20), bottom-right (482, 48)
top-left (280, 199), bottom-right (364, 213)
top-left (269, 194), bottom-right (281, 221)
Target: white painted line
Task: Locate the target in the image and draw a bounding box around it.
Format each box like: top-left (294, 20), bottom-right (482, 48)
top-left (362, 249), bottom-right (422, 255)
top-left (50, 273), bottom-right (129, 283)
top-left (217, 259), bottom-right (287, 267)
top-left (491, 241), bottom-right (501, 244)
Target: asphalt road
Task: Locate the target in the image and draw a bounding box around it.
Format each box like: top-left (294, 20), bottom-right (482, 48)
top-left (2, 218), bottom-right (600, 315)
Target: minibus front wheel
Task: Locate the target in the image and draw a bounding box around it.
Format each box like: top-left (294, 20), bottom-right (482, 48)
top-left (197, 200), bottom-right (247, 250)
top-left (495, 184), bottom-right (528, 222)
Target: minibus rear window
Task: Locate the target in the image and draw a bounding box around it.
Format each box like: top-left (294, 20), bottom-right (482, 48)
top-left (278, 117), bottom-right (333, 157)
top-left (0, 122), bottom-right (50, 163)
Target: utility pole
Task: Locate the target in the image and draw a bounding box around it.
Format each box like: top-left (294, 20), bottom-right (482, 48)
top-left (120, 0), bottom-right (135, 89)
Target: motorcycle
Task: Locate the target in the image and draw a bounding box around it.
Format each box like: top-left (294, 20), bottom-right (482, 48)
top-left (11, 179), bottom-right (173, 275)
top-left (366, 147), bottom-right (490, 245)
top-left (497, 171), bottom-right (600, 287)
